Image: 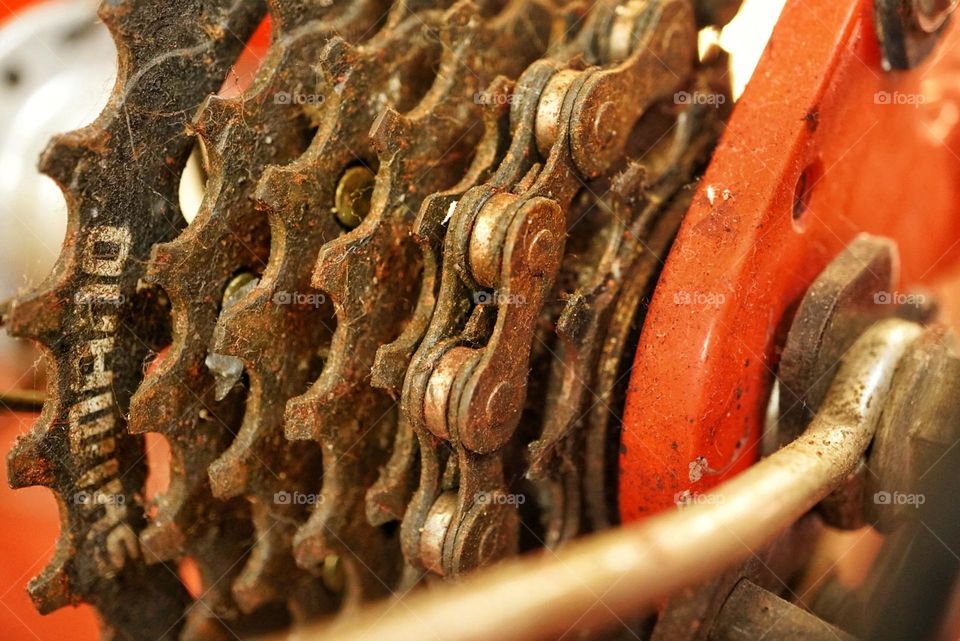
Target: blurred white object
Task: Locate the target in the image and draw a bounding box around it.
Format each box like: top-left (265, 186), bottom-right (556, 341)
top-left (0, 0), bottom-right (115, 301)
top-left (721, 0), bottom-right (788, 99)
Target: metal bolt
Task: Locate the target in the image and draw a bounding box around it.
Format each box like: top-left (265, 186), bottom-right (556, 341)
top-left (221, 271), bottom-right (259, 309)
top-left (334, 166), bottom-right (375, 229)
top-left (322, 555), bottom-right (345, 593)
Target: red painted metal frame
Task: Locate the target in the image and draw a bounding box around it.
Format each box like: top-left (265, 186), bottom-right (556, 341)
top-left (620, 0), bottom-right (960, 520)
top-left (0, 0), bottom-right (35, 18)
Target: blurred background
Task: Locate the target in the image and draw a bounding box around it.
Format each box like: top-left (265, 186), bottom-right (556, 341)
top-left (0, 0), bottom-right (785, 639)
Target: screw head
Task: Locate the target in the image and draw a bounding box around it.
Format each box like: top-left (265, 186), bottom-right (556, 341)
top-left (334, 165), bottom-right (376, 228)
top-left (222, 271), bottom-right (258, 309)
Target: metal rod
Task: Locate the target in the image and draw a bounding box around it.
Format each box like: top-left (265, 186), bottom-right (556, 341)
top-left (280, 319), bottom-right (920, 641)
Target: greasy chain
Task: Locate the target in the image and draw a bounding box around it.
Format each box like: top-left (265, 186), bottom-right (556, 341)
top-left (4, 0), bottom-right (732, 638)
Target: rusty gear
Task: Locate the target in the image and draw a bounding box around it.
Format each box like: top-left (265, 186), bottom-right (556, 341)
top-left (5, 1), bottom-right (265, 638)
top-left (4, 0), bottom-right (733, 637)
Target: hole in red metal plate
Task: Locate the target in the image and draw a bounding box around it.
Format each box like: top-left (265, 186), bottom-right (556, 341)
top-left (792, 159), bottom-right (822, 222)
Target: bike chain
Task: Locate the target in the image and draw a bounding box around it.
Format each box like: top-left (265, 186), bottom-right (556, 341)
top-left (282, 0), bottom-right (562, 587)
top-left (5, 0), bottom-right (736, 637)
top-left (395, 0), bottom-right (704, 576)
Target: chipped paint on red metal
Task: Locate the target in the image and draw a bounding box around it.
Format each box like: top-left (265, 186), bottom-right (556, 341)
top-left (620, 0), bottom-right (960, 520)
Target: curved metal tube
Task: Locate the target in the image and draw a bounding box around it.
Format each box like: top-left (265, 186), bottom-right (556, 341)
top-left (279, 318), bottom-right (921, 641)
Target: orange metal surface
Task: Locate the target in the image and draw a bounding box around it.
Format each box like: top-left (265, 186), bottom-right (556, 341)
top-left (620, 0), bottom-right (960, 519)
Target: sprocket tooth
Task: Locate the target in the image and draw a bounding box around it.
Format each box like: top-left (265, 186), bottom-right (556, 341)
top-left (364, 414), bottom-right (420, 525)
top-left (367, 106), bottom-right (408, 158)
top-left (125, 361), bottom-right (196, 437)
top-left (2, 0), bottom-right (267, 634)
top-left (310, 227), bottom-right (366, 300)
top-left (128, 0), bottom-right (395, 619)
top-left (232, 548), bottom-right (281, 614)
top-left (209, 289), bottom-right (282, 366)
top-left (139, 520), bottom-right (186, 564)
top-left (128, 311), bottom-right (221, 425)
top-left (207, 438), bottom-right (253, 500)
top-left (27, 555), bottom-right (75, 614)
top-left (292, 512), bottom-right (338, 569)
top-left (316, 35), bottom-right (356, 87)
top-left (253, 164), bottom-right (293, 217)
top-left (6, 289), bottom-right (63, 343)
top-left (38, 134), bottom-right (93, 189)
top-left (145, 227), bottom-right (211, 286)
top-left (7, 424), bottom-right (55, 488)
top-left (229, 502), bottom-right (324, 616)
top-left (283, 393), bottom-right (321, 442)
top-left (370, 338), bottom-right (413, 392)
